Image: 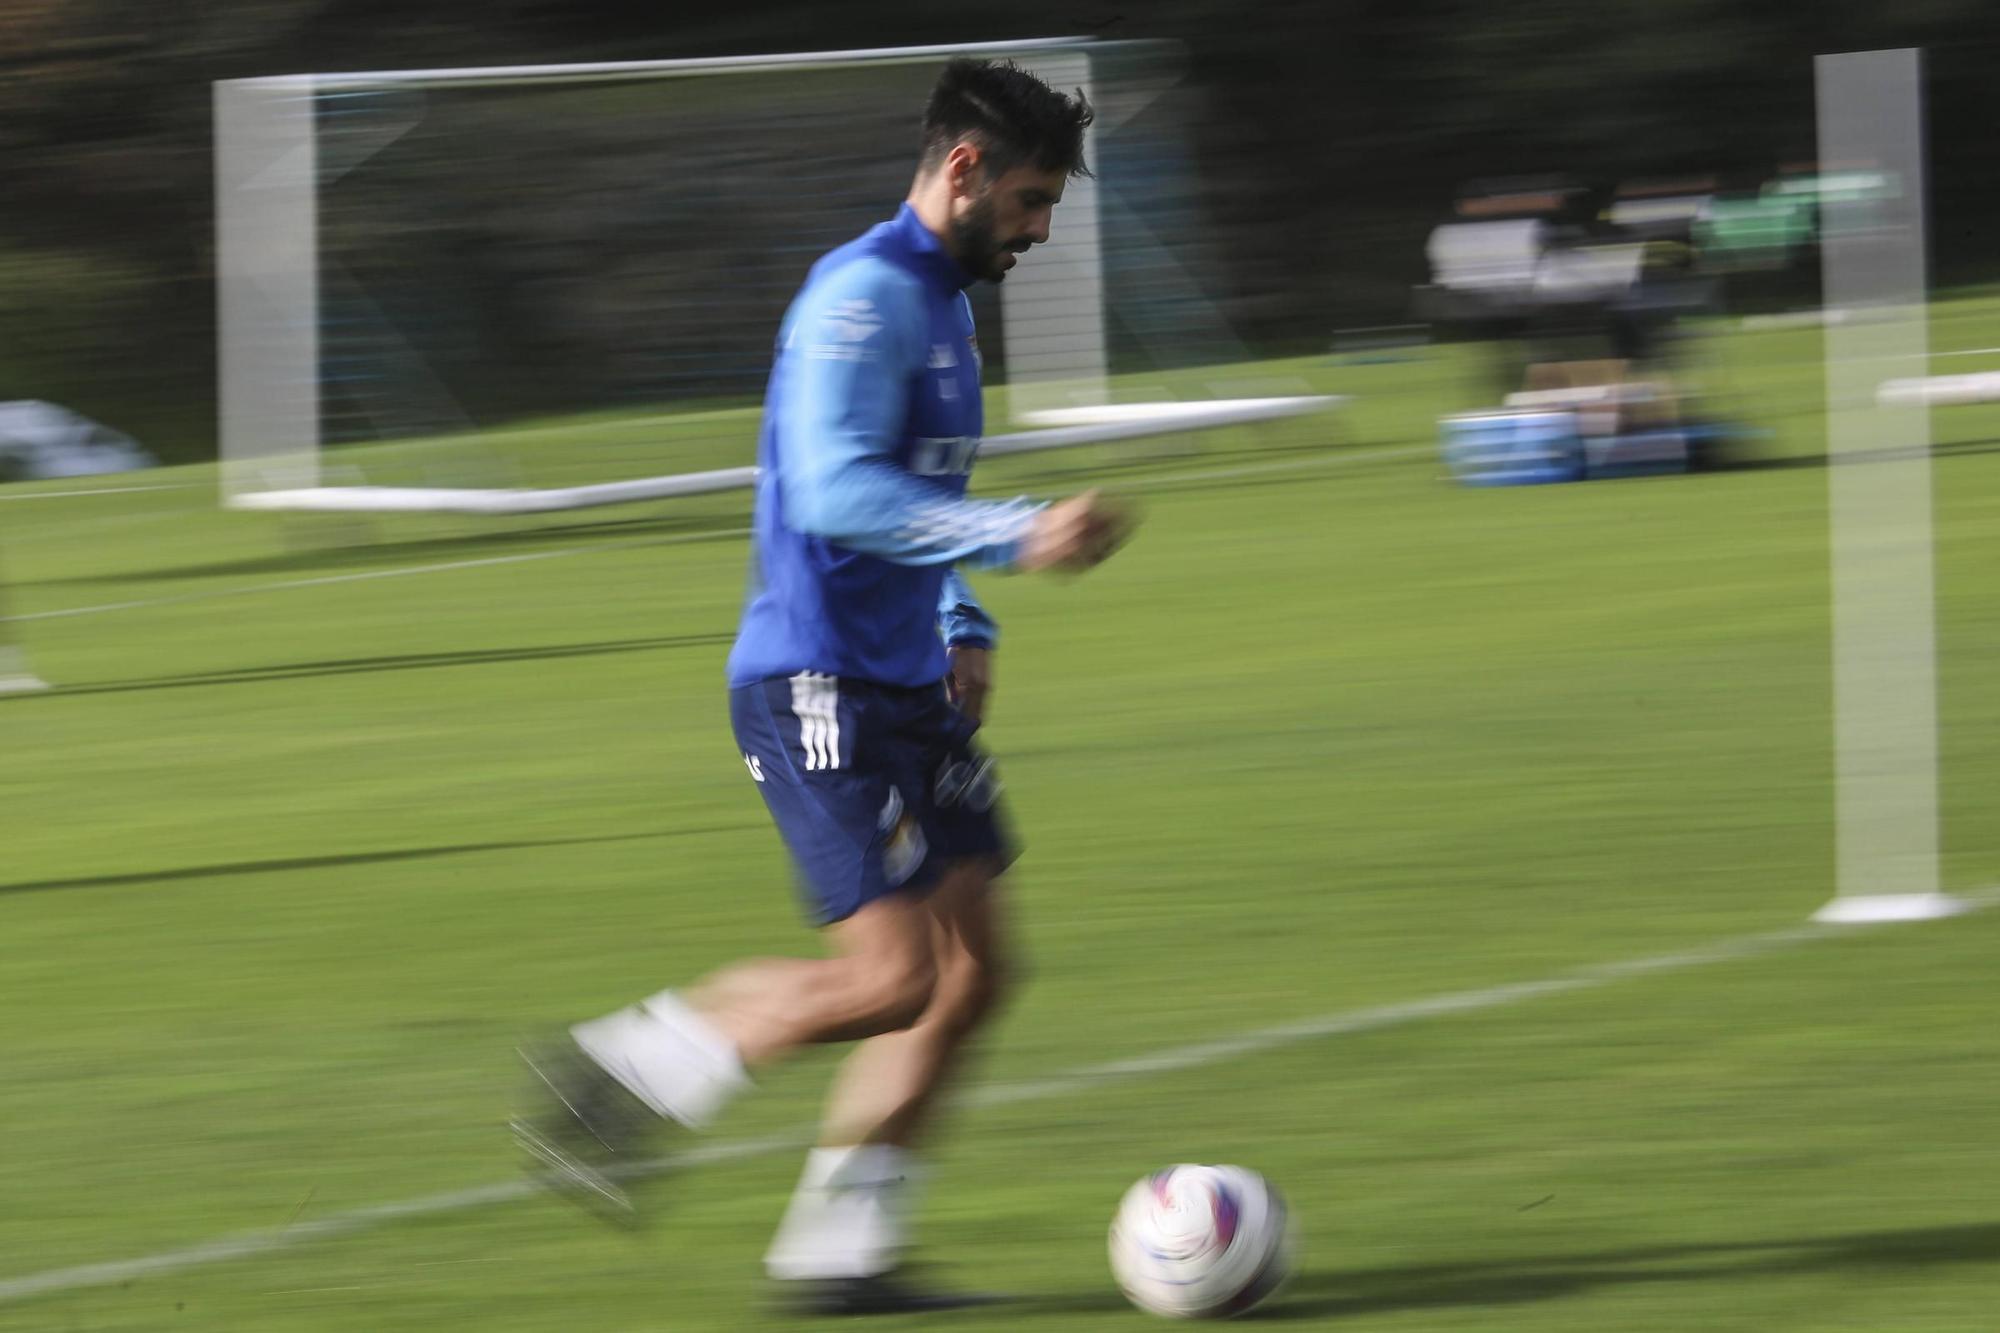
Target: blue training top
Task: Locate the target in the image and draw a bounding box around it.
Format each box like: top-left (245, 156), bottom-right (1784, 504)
top-left (727, 205), bottom-right (1042, 689)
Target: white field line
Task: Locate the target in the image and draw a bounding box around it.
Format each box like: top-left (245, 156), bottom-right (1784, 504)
top-left (4, 887), bottom-right (1993, 1308)
top-left (5, 443), bottom-right (1428, 626)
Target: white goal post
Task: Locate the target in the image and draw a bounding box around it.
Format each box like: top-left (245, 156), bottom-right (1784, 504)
top-left (0, 566), bottom-right (48, 695)
top-left (214, 38), bottom-right (1338, 515)
top-left (0, 647), bottom-right (47, 695)
top-left (1813, 48), bottom-right (1969, 924)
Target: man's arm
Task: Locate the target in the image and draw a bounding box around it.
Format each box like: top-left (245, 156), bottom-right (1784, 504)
top-left (777, 258), bottom-right (1042, 570)
top-left (938, 567), bottom-right (997, 651)
top-left (940, 568), bottom-right (996, 721)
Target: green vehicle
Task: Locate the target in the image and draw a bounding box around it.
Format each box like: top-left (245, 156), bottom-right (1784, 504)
top-left (1694, 169), bottom-right (1901, 273)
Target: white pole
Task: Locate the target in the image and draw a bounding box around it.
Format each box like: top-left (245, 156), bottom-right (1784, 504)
top-left (1001, 49), bottom-right (1110, 416)
top-left (1813, 48), bottom-right (1966, 924)
top-left (215, 76), bottom-right (322, 501)
top-left (0, 557), bottom-right (49, 694)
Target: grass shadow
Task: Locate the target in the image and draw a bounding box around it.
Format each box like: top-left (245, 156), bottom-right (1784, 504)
top-left (0, 828), bottom-right (753, 898)
top-left (1015, 1222), bottom-right (2000, 1321)
top-left (15, 633), bottom-right (733, 698)
top-left (26, 510), bottom-right (748, 590)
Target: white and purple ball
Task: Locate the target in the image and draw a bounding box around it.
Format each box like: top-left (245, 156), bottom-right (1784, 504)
top-left (1108, 1164), bottom-right (1294, 1319)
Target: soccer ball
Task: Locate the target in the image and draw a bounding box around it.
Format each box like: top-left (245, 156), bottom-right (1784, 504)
top-left (1108, 1164), bottom-right (1294, 1319)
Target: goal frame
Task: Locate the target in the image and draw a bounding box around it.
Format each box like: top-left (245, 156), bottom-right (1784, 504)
top-left (214, 36), bottom-right (1285, 512)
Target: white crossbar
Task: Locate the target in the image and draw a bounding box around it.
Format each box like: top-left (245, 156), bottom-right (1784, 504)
top-left (239, 38), bottom-right (1096, 94)
top-left (1876, 371), bottom-right (2000, 407)
top-left (226, 396), bottom-right (1344, 515)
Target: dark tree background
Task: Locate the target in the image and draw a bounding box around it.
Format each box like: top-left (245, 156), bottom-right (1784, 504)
top-left (1, 0), bottom-right (1994, 459)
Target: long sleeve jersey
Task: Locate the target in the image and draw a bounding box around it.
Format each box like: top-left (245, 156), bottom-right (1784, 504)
top-left (726, 205), bottom-right (1033, 688)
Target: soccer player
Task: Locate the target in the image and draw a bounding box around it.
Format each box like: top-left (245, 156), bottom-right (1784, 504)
top-left (515, 58), bottom-right (1129, 1314)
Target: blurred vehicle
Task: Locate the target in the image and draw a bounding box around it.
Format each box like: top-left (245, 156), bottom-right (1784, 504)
top-left (1419, 178), bottom-right (1732, 485)
top-left (0, 400), bottom-right (155, 482)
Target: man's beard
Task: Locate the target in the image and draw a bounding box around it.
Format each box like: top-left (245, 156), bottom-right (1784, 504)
top-left (950, 194), bottom-right (1030, 283)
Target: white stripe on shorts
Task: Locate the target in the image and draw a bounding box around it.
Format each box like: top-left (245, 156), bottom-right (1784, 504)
top-left (789, 673), bottom-right (819, 769)
top-left (789, 672), bottom-right (840, 771)
top-left (820, 675), bottom-right (840, 769)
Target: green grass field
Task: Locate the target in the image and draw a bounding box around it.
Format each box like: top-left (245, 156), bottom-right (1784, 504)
top-left (5, 303), bottom-right (2000, 1331)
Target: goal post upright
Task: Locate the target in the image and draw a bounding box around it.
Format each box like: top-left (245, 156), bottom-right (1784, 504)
top-left (0, 559), bottom-right (49, 695)
top-left (1812, 47), bottom-right (1968, 925)
top-left (216, 74), bottom-right (321, 502)
top-left (998, 47), bottom-right (1109, 417)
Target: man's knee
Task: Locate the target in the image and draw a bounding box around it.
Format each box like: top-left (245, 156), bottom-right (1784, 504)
top-left (954, 953), bottom-right (1007, 1031)
top-left (833, 892), bottom-right (940, 1032)
top-left (932, 927), bottom-right (1017, 1035)
top-left (928, 862), bottom-right (1018, 1032)
top-left (833, 924), bottom-right (936, 1032)
top-left (870, 949), bottom-right (939, 1031)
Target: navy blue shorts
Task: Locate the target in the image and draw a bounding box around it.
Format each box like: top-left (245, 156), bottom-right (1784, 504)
top-left (730, 673), bottom-right (1017, 925)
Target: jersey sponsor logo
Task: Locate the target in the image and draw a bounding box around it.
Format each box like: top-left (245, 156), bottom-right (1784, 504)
top-left (910, 436), bottom-right (980, 477)
top-left (927, 343), bottom-right (958, 370)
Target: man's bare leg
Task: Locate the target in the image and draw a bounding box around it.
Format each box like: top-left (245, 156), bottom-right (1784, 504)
top-left (764, 860), bottom-right (1012, 1285)
top-left (569, 888), bottom-right (944, 1129)
top-left (683, 889), bottom-right (945, 1067)
top-left (814, 859), bottom-right (1010, 1146)
top-left (519, 884), bottom-right (957, 1219)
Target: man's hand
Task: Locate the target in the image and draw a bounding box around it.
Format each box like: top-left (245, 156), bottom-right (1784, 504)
top-left (1017, 488), bottom-right (1136, 573)
top-left (946, 645), bottom-right (993, 723)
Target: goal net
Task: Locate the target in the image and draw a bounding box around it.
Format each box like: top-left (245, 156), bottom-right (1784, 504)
top-left (215, 38), bottom-right (1323, 514)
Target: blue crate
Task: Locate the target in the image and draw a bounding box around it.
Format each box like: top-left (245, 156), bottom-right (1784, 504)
top-left (1582, 428), bottom-right (1692, 479)
top-left (1441, 410), bottom-right (1584, 486)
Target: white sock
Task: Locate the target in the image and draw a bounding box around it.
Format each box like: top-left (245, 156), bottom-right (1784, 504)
top-left (764, 1145), bottom-right (922, 1281)
top-left (569, 989), bottom-right (748, 1129)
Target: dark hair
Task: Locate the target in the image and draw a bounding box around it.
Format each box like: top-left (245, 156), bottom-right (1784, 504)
top-left (920, 58), bottom-right (1095, 179)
